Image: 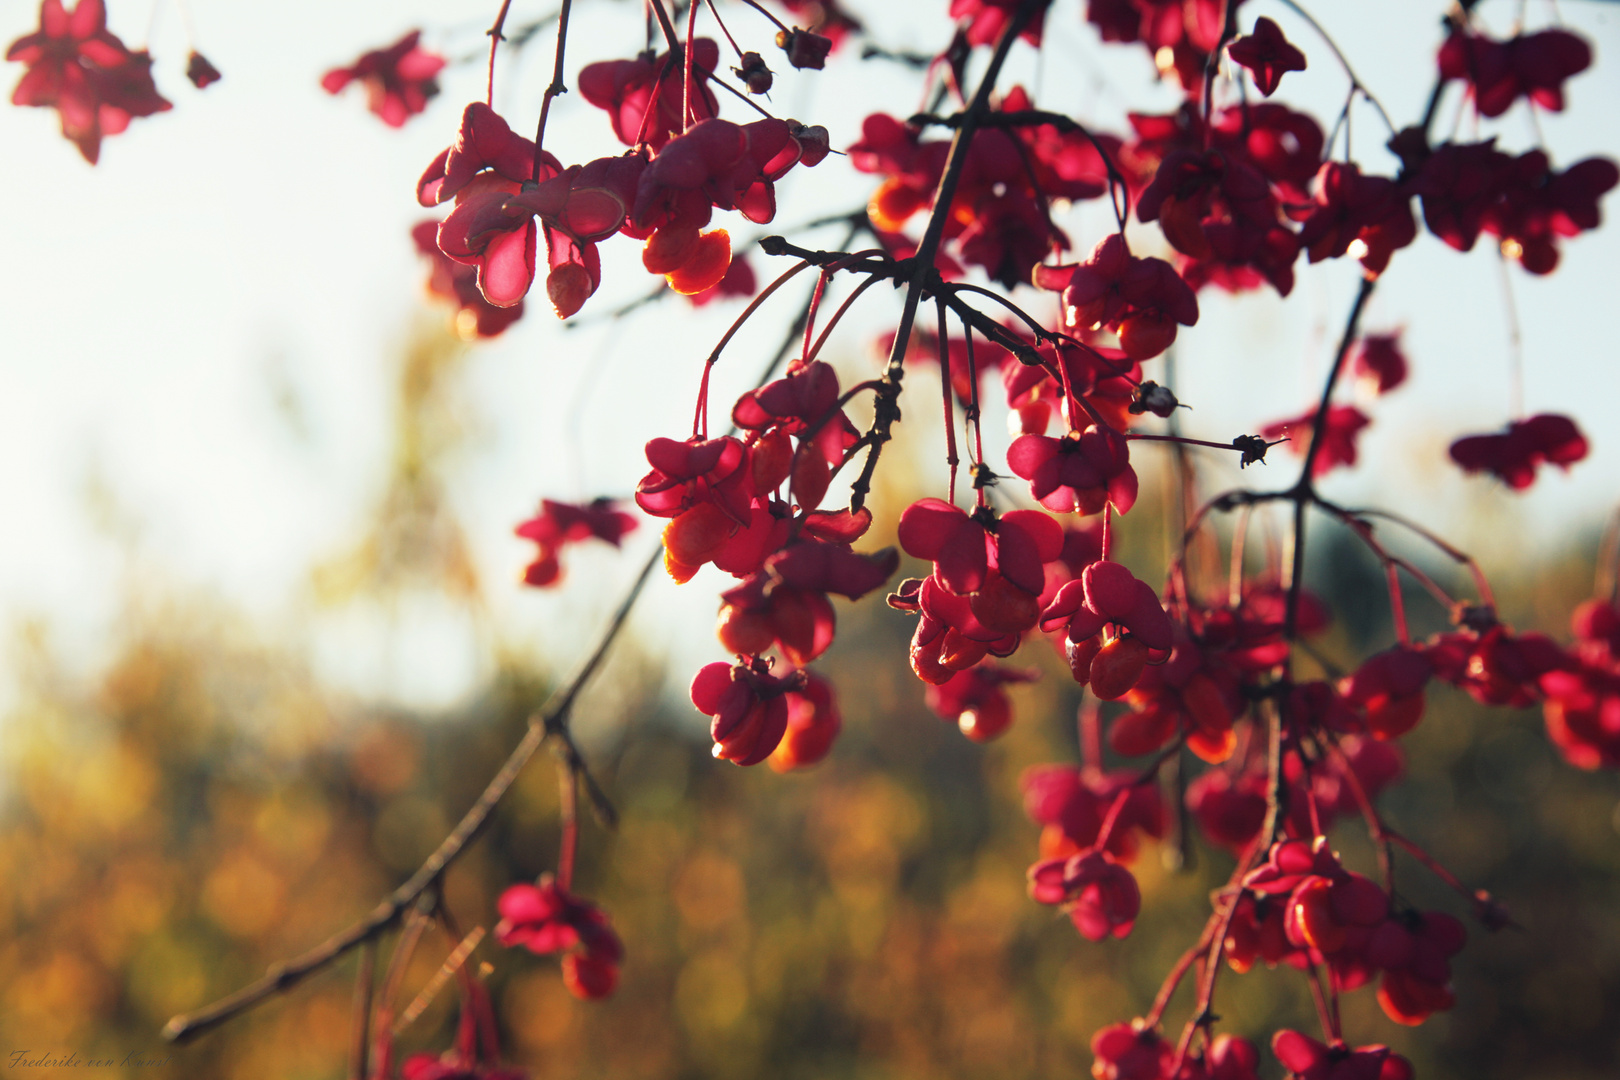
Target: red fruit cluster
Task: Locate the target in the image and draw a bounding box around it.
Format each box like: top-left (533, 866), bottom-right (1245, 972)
top-left (1085, 0), bottom-right (1231, 94)
top-left (5, 0), bottom-right (170, 163)
top-left (417, 103), bottom-right (628, 314)
top-left (322, 29), bottom-right (444, 128)
top-left (1293, 163), bottom-right (1417, 275)
top-left (413, 219), bottom-right (527, 338)
top-left (1089, 1021), bottom-right (1261, 1080)
top-left (729, 359), bottom-right (859, 516)
top-left (495, 875), bottom-right (624, 999)
top-left (1009, 424), bottom-right (1139, 516)
top-left (1350, 333), bottom-right (1407, 395)
top-left (1127, 102), bottom-right (1325, 295)
top-left (850, 91), bottom-right (1115, 287)
top-left (1002, 336), bottom-right (1139, 441)
top-left (1244, 839), bottom-right (1387, 957)
top-left (633, 116), bottom-right (828, 294)
top-left (1021, 763), bottom-right (1165, 862)
top-left (1448, 412), bottom-right (1589, 489)
top-left (893, 500), bottom-right (1064, 681)
top-left (1271, 1030), bottom-right (1412, 1080)
top-left (1540, 597), bottom-right (1620, 769)
top-left (924, 663), bottom-right (1038, 742)
top-left (1188, 735), bottom-right (1402, 858)
top-left (716, 529), bottom-right (898, 664)
top-left (1113, 630), bottom-right (1240, 761)
top-left (1041, 560), bottom-right (1174, 699)
top-left (768, 670), bottom-right (842, 771)
top-left (513, 498), bottom-right (638, 588)
top-left (1438, 27), bottom-right (1591, 118)
top-left (1227, 17), bottom-right (1306, 97)
top-left (579, 39), bottom-right (719, 150)
top-left (407, 49), bottom-right (828, 326)
top-left (1034, 234), bottom-right (1199, 361)
top-left (1339, 646), bottom-right (1432, 740)
top-left (1426, 621), bottom-right (1568, 708)
top-left (1241, 838), bottom-right (1468, 1028)
top-left (1411, 141), bottom-right (1617, 274)
top-left (689, 655), bottom-right (812, 766)
top-left (1029, 847), bottom-right (1141, 941)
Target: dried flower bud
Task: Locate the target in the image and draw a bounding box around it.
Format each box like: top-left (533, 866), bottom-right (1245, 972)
top-left (186, 50), bottom-right (222, 89)
top-left (776, 28), bottom-right (833, 70)
top-left (733, 51), bottom-right (773, 94)
top-left (1128, 380), bottom-right (1181, 417)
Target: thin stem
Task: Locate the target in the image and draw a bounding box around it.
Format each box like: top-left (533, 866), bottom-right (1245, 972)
top-left (1201, 0), bottom-right (1241, 139)
top-left (1271, 0), bottom-right (1397, 134)
top-left (703, 0), bottom-right (744, 58)
top-left (486, 0), bottom-right (515, 106)
top-left (910, 110), bottom-right (1133, 231)
top-left (1284, 274), bottom-right (1376, 640)
top-left (694, 258), bottom-right (816, 436)
top-left (1321, 732), bottom-right (1393, 891)
top-left (803, 269), bottom-right (833, 363)
top-left (648, 0), bottom-right (681, 51)
top-left (804, 277), bottom-right (885, 365)
top-left (1228, 503), bottom-right (1252, 609)
top-left (368, 896), bottom-right (436, 1080)
top-left (738, 0), bottom-right (792, 35)
top-left (1496, 245), bottom-right (1525, 419)
top-left (1597, 507), bottom-right (1620, 603)
top-left (1144, 934), bottom-right (1214, 1027)
top-left (1079, 696), bottom-right (1103, 775)
top-left (936, 295), bottom-right (960, 503)
top-left (1129, 433), bottom-right (1259, 455)
top-left (162, 552), bottom-right (649, 1043)
top-left (1340, 506), bottom-right (1496, 610)
top-left (850, 0), bottom-right (1046, 512)
top-left (1294, 277), bottom-right (1376, 495)
top-left (557, 762), bottom-right (579, 894)
top-left (532, 0), bottom-right (575, 178)
top-left (683, 0), bottom-right (699, 129)
top-left (392, 925), bottom-right (487, 1037)
top-left (1305, 962), bottom-right (1339, 1041)
top-left (348, 942), bottom-right (376, 1080)
top-left (1385, 828), bottom-right (1503, 918)
top-left (962, 321), bottom-right (985, 479)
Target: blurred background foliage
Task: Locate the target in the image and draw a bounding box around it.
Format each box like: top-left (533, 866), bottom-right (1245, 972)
top-left (2, 321), bottom-right (1617, 1080)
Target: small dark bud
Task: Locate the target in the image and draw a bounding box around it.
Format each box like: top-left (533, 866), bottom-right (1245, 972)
top-left (1452, 603), bottom-right (1499, 632)
top-left (186, 50), bottom-right (222, 89)
top-left (1387, 125), bottom-right (1430, 174)
top-left (776, 28), bottom-right (833, 70)
top-left (1129, 380), bottom-right (1183, 418)
top-left (733, 51), bottom-right (773, 94)
top-left (790, 121), bottom-right (831, 166)
top-left (1233, 434), bottom-right (1286, 468)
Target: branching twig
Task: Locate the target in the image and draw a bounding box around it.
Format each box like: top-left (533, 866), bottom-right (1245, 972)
top-left (162, 223), bottom-right (842, 1046)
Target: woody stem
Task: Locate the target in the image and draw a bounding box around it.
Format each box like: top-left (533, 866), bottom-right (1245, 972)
top-left (486, 0), bottom-right (515, 105)
top-left (850, 0), bottom-right (1046, 512)
top-left (532, 0), bottom-right (575, 176)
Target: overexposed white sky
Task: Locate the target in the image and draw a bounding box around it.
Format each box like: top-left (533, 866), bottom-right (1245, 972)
top-left (1, 0), bottom-right (1616, 716)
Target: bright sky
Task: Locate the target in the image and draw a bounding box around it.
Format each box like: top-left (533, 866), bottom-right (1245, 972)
top-left (1, 0), bottom-right (1617, 715)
